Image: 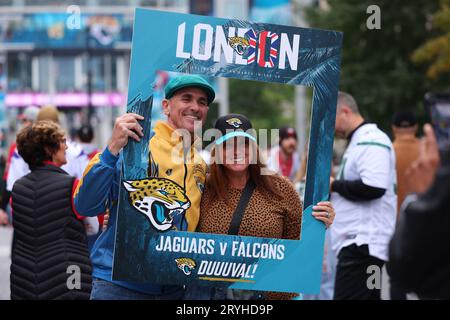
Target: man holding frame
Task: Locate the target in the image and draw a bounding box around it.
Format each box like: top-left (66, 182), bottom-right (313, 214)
top-left (74, 75), bottom-right (215, 300)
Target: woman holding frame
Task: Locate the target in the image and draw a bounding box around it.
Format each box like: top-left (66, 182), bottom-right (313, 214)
top-left (186, 113), bottom-right (335, 300)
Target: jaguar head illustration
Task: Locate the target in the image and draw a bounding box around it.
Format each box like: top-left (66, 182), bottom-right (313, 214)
top-left (123, 178), bottom-right (191, 232)
top-left (227, 36), bottom-right (250, 55)
top-left (175, 258), bottom-right (196, 276)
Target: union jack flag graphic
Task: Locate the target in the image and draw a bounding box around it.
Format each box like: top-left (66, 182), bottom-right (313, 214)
top-left (245, 29), bottom-right (257, 65)
top-left (245, 29), bottom-right (279, 68)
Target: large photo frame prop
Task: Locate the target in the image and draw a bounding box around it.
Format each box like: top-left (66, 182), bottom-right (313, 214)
top-left (112, 8), bottom-right (343, 294)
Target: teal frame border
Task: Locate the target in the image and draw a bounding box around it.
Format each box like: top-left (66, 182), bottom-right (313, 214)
top-left (112, 8), bottom-right (343, 294)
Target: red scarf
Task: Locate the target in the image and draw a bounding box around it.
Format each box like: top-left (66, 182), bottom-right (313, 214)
top-left (278, 151), bottom-right (293, 177)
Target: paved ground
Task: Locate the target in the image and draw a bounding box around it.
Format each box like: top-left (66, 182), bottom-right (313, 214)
top-left (0, 226), bottom-right (12, 300)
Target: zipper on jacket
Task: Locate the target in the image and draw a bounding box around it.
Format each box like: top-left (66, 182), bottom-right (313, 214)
top-left (183, 147), bottom-right (188, 190)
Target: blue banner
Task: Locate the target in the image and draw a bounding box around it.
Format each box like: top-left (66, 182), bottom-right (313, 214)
top-left (1, 13), bottom-right (132, 48)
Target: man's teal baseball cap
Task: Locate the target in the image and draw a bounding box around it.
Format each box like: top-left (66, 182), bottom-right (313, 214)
top-left (164, 75), bottom-right (215, 105)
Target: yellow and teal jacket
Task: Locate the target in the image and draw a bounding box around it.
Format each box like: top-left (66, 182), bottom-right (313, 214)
top-left (73, 121), bottom-right (206, 294)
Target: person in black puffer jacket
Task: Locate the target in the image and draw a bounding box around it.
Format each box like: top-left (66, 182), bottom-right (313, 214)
top-left (10, 120), bottom-right (92, 300)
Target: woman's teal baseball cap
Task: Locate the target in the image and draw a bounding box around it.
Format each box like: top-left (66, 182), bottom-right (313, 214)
top-left (164, 75), bottom-right (215, 105)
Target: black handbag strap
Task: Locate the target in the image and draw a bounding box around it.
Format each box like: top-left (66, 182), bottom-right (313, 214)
top-left (228, 179), bottom-right (256, 235)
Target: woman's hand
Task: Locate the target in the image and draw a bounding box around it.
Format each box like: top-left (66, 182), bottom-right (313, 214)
top-left (312, 201), bottom-right (335, 229)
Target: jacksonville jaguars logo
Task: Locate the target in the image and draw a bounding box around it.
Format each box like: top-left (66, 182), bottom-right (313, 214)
top-left (226, 117), bottom-right (242, 128)
top-left (227, 36), bottom-right (249, 55)
top-left (175, 258), bottom-right (196, 276)
top-left (123, 178), bottom-right (191, 232)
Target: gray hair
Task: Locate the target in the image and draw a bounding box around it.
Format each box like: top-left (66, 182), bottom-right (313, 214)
top-left (337, 91), bottom-right (360, 114)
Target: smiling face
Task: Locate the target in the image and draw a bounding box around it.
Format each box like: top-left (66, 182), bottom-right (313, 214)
top-left (219, 137), bottom-right (254, 174)
top-left (162, 87), bottom-right (209, 134)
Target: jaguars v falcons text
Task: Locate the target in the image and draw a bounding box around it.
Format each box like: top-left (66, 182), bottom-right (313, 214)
top-left (156, 235), bottom-right (285, 279)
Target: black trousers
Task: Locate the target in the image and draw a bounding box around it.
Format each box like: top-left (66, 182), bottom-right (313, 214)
top-left (334, 244), bottom-right (385, 300)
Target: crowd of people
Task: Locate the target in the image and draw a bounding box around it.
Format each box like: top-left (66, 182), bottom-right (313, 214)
top-left (0, 74), bottom-right (447, 300)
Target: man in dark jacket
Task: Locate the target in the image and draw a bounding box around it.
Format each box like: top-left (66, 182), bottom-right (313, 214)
top-left (388, 124), bottom-right (450, 299)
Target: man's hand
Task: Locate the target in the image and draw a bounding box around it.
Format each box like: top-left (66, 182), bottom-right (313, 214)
top-left (405, 124), bottom-right (441, 194)
top-left (108, 113), bottom-right (145, 156)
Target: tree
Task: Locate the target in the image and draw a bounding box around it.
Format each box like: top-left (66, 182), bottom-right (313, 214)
top-left (412, 0), bottom-right (450, 80)
top-left (204, 79), bottom-right (297, 132)
top-left (229, 79), bottom-right (296, 130)
top-left (305, 0), bottom-right (448, 133)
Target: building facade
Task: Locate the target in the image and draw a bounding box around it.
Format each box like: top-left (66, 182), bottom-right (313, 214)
top-left (0, 0), bottom-right (188, 149)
